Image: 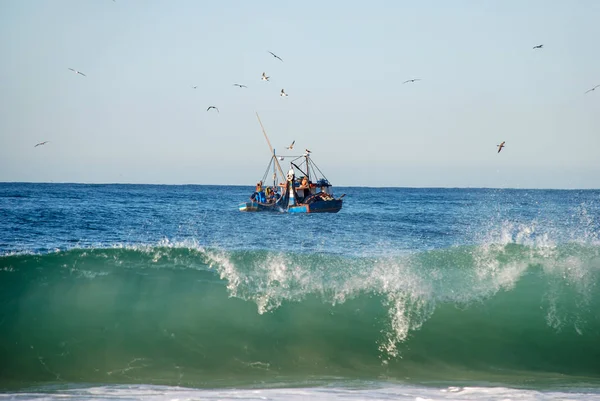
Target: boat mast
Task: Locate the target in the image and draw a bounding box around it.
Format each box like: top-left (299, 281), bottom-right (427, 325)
top-left (256, 112), bottom-right (284, 182)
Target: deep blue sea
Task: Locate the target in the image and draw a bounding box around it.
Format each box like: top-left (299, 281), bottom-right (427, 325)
top-left (1, 183), bottom-right (600, 400)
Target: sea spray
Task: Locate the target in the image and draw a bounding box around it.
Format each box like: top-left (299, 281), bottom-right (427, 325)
top-left (2, 231), bottom-right (598, 387)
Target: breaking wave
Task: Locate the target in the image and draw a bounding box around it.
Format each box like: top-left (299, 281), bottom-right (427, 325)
top-left (1, 225), bottom-right (599, 387)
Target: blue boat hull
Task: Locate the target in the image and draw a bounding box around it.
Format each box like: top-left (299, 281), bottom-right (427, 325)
top-left (288, 199), bottom-right (343, 213)
top-left (238, 202), bottom-right (284, 212)
top-left (239, 199), bottom-right (343, 213)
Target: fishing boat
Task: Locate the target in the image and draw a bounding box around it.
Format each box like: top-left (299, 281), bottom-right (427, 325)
top-left (238, 114), bottom-right (344, 213)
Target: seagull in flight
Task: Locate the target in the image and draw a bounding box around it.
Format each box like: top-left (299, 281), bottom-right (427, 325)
top-left (268, 51), bottom-right (283, 62)
top-left (192, 85), bottom-right (198, 89)
top-left (68, 68), bottom-right (86, 77)
top-left (233, 83), bottom-right (247, 88)
top-left (286, 140), bottom-right (295, 150)
top-left (305, 149), bottom-right (311, 154)
top-left (34, 141), bottom-right (49, 147)
top-left (207, 106), bottom-right (219, 113)
top-left (533, 44), bottom-right (543, 49)
top-left (497, 141), bottom-right (505, 153)
top-left (585, 85), bottom-right (600, 94)
top-left (280, 89), bottom-right (288, 97)
top-left (403, 79), bottom-right (421, 84)
top-left (261, 72), bottom-right (270, 81)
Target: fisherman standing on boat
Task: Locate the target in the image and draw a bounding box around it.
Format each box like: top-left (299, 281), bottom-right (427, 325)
top-left (301, 176), bottom-right (308, 187)
top-left (299, 176), bottom-right (310, 201)
top-left (251, 181), bottom-right (266, 203)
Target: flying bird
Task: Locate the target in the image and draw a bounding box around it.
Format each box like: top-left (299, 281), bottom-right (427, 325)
top-left (207, 106), bottom-right (219, 113)
top-left (34, 141), bottom-right (49, 147)
top-left (280, 89), bottom-right (288, 97)
top-left (268, 51), bottom-right (283, 62)
top-left (286, 140), bottom-right (295, 150)
top-left (533, 44), bottom-right (543, 49)
top-left (279, 156), bottom-right (285, 161)
top-left (192, 85), bottom-right (198, 89)
top-left (497, 141), bottom-right (505, 153)
top-left (233, 83), bottom-right (247, 88)
top-left (403, 79), bottom-right (421, 84)
top-left (68, 68), bottom-right (86, 77)
top-left (261, 72), bottom-right (270, 81)
top-left (305, 149), bottom-right (311, 154)
top-left (585, 85), bottom-right (600, 94)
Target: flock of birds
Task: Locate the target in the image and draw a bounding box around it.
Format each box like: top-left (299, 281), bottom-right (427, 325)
top-left (204, 51), bottom-right (288, 113)
top-left (47, 50), bottom-right (425, 153)
top-left (35, 44), bottom-right (597, 156)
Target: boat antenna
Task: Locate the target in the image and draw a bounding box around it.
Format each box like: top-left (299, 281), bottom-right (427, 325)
top-left (273, 148), bottom-right (277, 188)
top-left (256, 112), bottom-right (284, 181)
top-left (304, 153), bottom-right (309, 181)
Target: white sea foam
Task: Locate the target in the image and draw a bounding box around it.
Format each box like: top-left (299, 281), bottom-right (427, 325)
top-left (201, 218), bottom-right (600, 359)
top-left (6, 383), bottom-right (599, 401)
top-left (4, 225), bottom-right (596, 361)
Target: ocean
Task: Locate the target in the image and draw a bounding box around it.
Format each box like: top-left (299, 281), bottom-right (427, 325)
top-left (1, 183), bottom-right (599, 400)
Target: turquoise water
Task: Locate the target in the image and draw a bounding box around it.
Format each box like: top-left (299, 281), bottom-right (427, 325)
top-left (1, 183), bottom-right (599, 399)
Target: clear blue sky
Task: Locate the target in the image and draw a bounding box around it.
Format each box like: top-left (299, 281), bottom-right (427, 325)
top-left (1, 0), bottom-right (599, 188)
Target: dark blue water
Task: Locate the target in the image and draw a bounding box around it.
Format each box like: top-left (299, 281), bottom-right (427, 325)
top-left (2, 183), bottom-right (598, 254)
top-left (1, 183), bottom-right (600, 399)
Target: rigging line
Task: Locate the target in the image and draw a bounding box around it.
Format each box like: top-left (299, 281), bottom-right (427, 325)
top-left (290, 162), bottom-right (308, 178)
top-left (256, 113), bottom-right (284, 179)
top-left (262, 157), bottom-right (274, 183)
top-left (289, 155), bottom-right (306, 164)
top-left (310, 159), bottom-right (330, 183)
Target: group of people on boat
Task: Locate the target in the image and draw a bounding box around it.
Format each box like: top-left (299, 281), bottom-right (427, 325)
top-left (295, 174), bottom-right (335, 203)
top-left (250, 181), bottom-right (281, 204)
top-left (250, 175), bottom-right (333, 205)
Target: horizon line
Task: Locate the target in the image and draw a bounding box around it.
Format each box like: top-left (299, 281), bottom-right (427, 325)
top-left (1, 181), bottom-right (598, 191)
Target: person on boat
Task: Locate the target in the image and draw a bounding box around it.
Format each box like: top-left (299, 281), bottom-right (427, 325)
top-left (299, 176), bottom-right (310, 201)
top-left (251, 181), bottom-right (266, 203)
top-left (250, 191), bottom-right (260, 202)
top-left (265, 186), bottom-right (273, 203)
